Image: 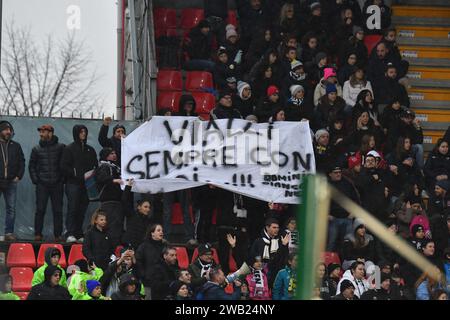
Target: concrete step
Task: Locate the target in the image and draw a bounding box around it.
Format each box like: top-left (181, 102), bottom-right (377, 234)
top-left (392, 5), bottom-right (450, 18)
top-left (405, 57), bottom-right (450, 68)
top-left (408, 87), bottom-right (450, 101)
top-left (423, 130), bottom-right (446, 145)
top-left (400, 46), bottom-right (450, 59)
top-left (153, 0), bottom-right (236, 9)
top-left (421, 121), bottom-right (449, 130)
top-left (408, 66), bottom-right (450, 80)
top-left (397, 37), bottom-right (450, 47)
top-left (397, 25), bottom-right (450, 39)
top-left (410, 99), bottom-right (450, 109)
top-left (409, 78), bottom-right (450, 89)
top-left (397, 0), bottom-right (450, 6)
top-left (393, 16), bottom-right (450, 27)
top-left (413, 109), bottom-right (450, 123)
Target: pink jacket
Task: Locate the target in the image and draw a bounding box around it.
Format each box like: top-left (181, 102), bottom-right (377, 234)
top-left (410, 215), bottom-right (431, 237)
top-left (246, 272), bottom-right (271, 300)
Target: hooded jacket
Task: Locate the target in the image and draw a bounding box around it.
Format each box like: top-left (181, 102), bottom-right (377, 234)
top-left (135, 238), bottom-right (165, 287)
top-left (28, 265), bottom-right (71, 300)
top-left (82, 225), bottom-right (114, 271)
top-left (98, 124), bottom-right (125, 164)
top-left (29, 135), bottom-right (65, 185)
top-left (110, 273), bottom-right (143, 300)
top-left (32, 247), bottom-right (67, 287)
top-left (177, 94), bottom-right (198, 117)
top-left (68, 267), bottom-right (104, 300)
top-left (95, 150), bottom-right (122, 202)
top-left (0, 274), bottom-right (20, 300)
top-left (342, 219), bottom-right (376, 263)
top-left (0, 121), bottom-right (25, 182)
top-left (336, 269), bottom-right (370, 298)
top-left (272, 266), bottom-right (296, 300)
top-left (61, 125), bottom-right (97, 185)
top-left (186, 25), bottom-right (213, 60)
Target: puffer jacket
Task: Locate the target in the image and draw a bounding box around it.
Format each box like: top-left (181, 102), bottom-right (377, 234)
top-left (61, 125), bottom-right (97, 185)
top-left (29, 135), bottom-right (65, 185)
top-left (0, 121), bottom-right (25, 181)
top-left (336, 269), bottom-right (370, 298)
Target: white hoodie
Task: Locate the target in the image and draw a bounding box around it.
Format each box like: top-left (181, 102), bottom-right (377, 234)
top-left (336, 269), bottom-right (370, 298)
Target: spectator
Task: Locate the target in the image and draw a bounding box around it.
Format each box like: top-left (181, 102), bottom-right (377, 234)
top-left (354, 137), bottom-right (386, 170)
top-left (149, 246), bottom-right (179, 300)
top-left (415, 267), bottom-right (447, 300)
top-left (0, 120), bottom-right (25, 241)
top-left (77, 280), bottom-right (110, 300)
top-left (375, 63), bottom-right (410, 109)
top-left (327, 165), bottom-right (360, 251)
top-left (327, 263), bottom-right (342, 297)
top-left (184, 20), bottom-right (215, 72)
top-left (280, 46), bottom-right (299, 78)
top-left (248, 49), bottom-right (282, 85)
top-left (338, 52), bottom-right (358, 86)
top-left (177, 269), bottom-right (194, 298)
top-left (381, 99), bottom-right (407, 151)
top-left (299, 32), bottom-right (321, 66)
top-left (211, 90), bottom-right (243, 120)
top-left (32, 247), bottom-right (67, 288)
top-left (239, 0), bottom-right (270, 52)
top-left (250, 218), bottom-right (289, 288)
top-left (27, 266), bottom-right (71, 300)
top-left (204, 0), bottom-right (228, 44)
top-left (276, 3), bottom-right (303, 40)
top-left (376, 28), bottom-right (409, 79)
top-left (98, 116), bottom-right (125, 164)
top-left (367, 43), bottom-right (396, 95)
top-left (343, 68), bottom-right (373, 109)
top-left (61, 124), bottom-right (97, 243)
top-left (111, 273), bottom-right (143, 300)
top-left (272, 252), bottom-right (297, 300)
top-left (308, 52), bottom-right (329, 88)
top-left (68, 259), bottom-right (104, 300)
top-left (316, 262), bottom-right (331, 300)
top-left (95, 147), bottom-right (124, 247)
top-left (424, 139), bottom-right (450, 194)
top-left (305, 2), bottom-right (328, 46)
top-left (280, 217), bottom-right (298, 254)
top-left (100, 248), bottom-right (140, 297)
top-left (282, 60), bottom-right (311, 100)
top-left (352, 90), bottom-right (379, 128)
top-left (0, 274), bottom-right (19, 300)
top-left (82, 209), bottom-right (114, 271)
top-left (168, 280), bottom-right (192, 301)
top-left (314, 130), bottom-right (335, 173)
top-left (375, 219), bottom-right (402, 267)
top-left (255, 86), bottom-right (283, 123)
top-left (222, 24), bottom-right (242, 64)
top-left (121, 180), bottom-right (154, 249)
top-left (234, 81), bottom-right (256, 118)
top-left (251, 64), bottom-right (282, 102)
top-left (285, 85), bottom-right (313, 122)
top-left (410, 224), bottom-right (426, 252)
top-left (269, 107), bottom-right (286, 123)
top-left (342, 219), bottom-right (376, 270)
top-left (244, 29), bottom-right (277, 73)
top-left (339, 27), bottom-right (368, 69)
top-left (332, 279), bottom-right (359, 300)
top-left (214, 47), bottom-right (240, 91)
top-left (188, 243), bottom-right (219, 293)
top-left (29, 124), bottom-right (65, 242)
top-left (315, 84), bottom-right (346, 130)
top-left (244, 255), bottom-right (270, 300)
top-left (350, 111), bottom-right (385, 153)
top-left (314, 68), bottom-right (342, 106)
top-left (135, 224), bottom-right (165, 300)
top-left (178, 94), bottom-right (199, 117)
top-left (431, 289), bottom-right (448, 300)
top-left (360, 273), bottom-right (393, 300)
top-left (198, 266), bottom-right (242, 300)
top-left (336, 261), bottom-right (369, 298)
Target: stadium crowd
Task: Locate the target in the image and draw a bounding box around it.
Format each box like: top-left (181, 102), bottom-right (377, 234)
top-left (1, 0), bottom-right (450, 300)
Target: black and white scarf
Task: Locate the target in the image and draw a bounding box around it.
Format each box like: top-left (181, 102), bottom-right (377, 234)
top-left (290, 71), bottom-right (306, 81)
top-left (262, 230), bottom-right (279, 260)
top-left (198, 260), bottom-right (213, 278)
top-left (286, 229), bottom-right (298, 252)
top-left (251, 268), bottom-right (265, 293)
top-left (289, 97), bottom-right (304, 106)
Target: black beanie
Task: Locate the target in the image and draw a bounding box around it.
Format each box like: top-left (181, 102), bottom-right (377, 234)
top-left (0, 121), bottom-right (13, 134)
top-left (169, 280), bottom-right (186, 297)
top-left (113, 124), bottom-right (126, 135)
top-left (198, 20), bottom-right (210, 29)
top-left (328, 263), bottom-right (341, 275)
top-left (99, 147), bottom-right (115, 161)
top-left (340, 279), bottom-right (355, 292)
top-left (74, 259), bottom-right (89, 273)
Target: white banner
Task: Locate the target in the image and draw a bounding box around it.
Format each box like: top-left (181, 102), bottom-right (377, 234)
top-left (121, 116), bottom-right (316, 204)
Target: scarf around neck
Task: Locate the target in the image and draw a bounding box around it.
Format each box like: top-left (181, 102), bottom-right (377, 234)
top-left (250, 268), bottom-right (265, 295)
top-left (290, 71), bottom-right (306, 81)
top-left (198, 259), bottom-right (212, 278)
top-left (262, 229), bottom-right (279, 260)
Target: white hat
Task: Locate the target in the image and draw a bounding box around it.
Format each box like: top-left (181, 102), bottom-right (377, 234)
top-left (290, 84), bottom-right (305, 97)
top-left (237, 81), bottom-right (251, 100)
top-left (367, 150), bottom-right (381, 158)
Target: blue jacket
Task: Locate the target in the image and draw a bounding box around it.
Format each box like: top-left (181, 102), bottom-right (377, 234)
top-left (198, 282), bottom-right (241, 300)
top-left (272, 267), bottom-right (296, 300)
top-left (416, 281), bottom-right (430, 300)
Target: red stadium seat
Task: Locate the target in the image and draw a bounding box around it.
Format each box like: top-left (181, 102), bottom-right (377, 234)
top-left (171, 203), bottom-right (194, 225)
top-left (13, 292), bottom-right (29, 300)
top-left (364, 35), bottom-right (383, 56)
top-left (175, 247), bottom-right (190, 269)
top-left (321, 252), bottom-right (341, 267)
top-left (37, 244), bottom-right (67, 269)
top-left (68, 244), bottom-right (86, 265)
top-left (157, 91), bottom-right (183, 112)
top-left (6, 243), bottom-right (36, 268)
top-left (191, 247), bottom-right (220, 265)
top-left (192, 92), bottom-right (216, 114)
top-left (185, 71), bottom-right (214, 92)
top-left (9, 267), bottom-right (33, 292)
top-left (180, 8), bottom-right (204, 30)
top-left (227, 10), bottom-right (238, 27)
top-left (157, 70), bottom-right (183, 91)
top-left (154, 8), bottom-right (177, 30)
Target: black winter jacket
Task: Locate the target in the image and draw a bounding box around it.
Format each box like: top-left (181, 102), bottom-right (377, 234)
top-left (149, 261), bottom-right (179, 300)
top-left (424, 151), bottom-right (450, 189)
top-left (355, 168), bottom-right (389, 220)
top-left (135, 238), bottom-right (165, 287)
top-left (328, 178), bottom-right (360, 218)
top-left (82, 226), bottom-right (114, 271)
top-left (211, 104), bottom-right (242, 120)
top-left (29, 135), bottom-right (65, 185)
top-left (61, 125), bottom-right (97, 185)
top-left (98, 125), bottom-right (122, 164)
top-left (0, 122), bottom-right (25, 181)
top-left (95, 161), bottom-right (122, 202)
top-left (186, 26), bottom-right (213, 60)
top-left (27, 266), bottom-right (71, 300)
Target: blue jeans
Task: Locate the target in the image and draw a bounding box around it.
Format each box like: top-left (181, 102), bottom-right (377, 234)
top-left (327, 217), bottom-right (353, 252)
top-left (163, 190), bottom-right (194, 240)
top-left (413, 144), bottom-right (424, 169)
top-left (0, 180), bottom-right (17, 234)
top-left (65, 183), bottom-right (89, 239)
top-left (35, 183), bottom-right (64, 237)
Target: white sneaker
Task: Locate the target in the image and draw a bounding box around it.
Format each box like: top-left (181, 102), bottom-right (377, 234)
top-left (66, 236), bottom-right (77, 243)
top-left (77, 237), bottom-right (84, 243)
